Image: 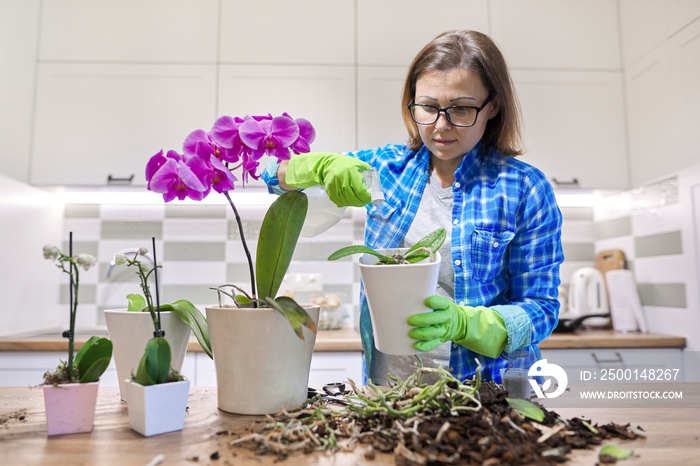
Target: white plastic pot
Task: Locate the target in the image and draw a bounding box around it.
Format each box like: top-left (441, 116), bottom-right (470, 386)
top-left (359, 250), bottom-right (441, 356)
top-left (125, 379), bottom-right (190, 437)
top-left (206, 304), bottom-right (319, 415)
top-left (104, 309), bottom-right (190, 401)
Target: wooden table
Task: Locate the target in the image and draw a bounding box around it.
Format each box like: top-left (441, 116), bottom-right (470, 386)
top-left (2, 386), bottom-right (699, 465)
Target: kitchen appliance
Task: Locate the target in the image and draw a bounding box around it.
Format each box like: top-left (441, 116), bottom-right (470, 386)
top-left (605, 269), bottom-right (648, 333)
top-left (595, 249), bottom-right (627, 275)
top-left (567, 267), bottom-right (610, 327)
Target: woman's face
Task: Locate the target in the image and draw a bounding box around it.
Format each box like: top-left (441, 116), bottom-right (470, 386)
top-left (413, 68), bottom-right (498, 163)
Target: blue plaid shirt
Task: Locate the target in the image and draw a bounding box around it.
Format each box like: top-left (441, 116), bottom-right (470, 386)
top-left (263, 143), bottom-right (564, 383)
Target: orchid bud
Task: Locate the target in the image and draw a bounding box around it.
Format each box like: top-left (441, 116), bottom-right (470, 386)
top-left (138, 247), bottom-right (149, 256)
top-left (113, 254), bottom-right (127, 265)
top-left (75, 253), bottom-right (98, 271)
top-left (43, 245), bottom-right (60, 260)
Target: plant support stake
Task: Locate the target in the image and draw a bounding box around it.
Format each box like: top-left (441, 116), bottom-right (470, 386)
top-left (151, 237), bottom-right (164, 338)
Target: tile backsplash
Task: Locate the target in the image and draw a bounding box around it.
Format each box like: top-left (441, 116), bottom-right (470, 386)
top-left (55, 173), bottom-right (697, 351)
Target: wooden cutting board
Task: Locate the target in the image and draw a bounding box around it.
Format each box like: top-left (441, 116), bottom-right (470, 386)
top-left (595, 249), bottom-right (626, 275)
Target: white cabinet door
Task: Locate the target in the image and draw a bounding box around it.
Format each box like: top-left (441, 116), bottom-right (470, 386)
top-left (308, 352), bottom-right (363, 388)
top-left (220, 0), bottom-right (354, 65)
top-left (30, 64), bottom-right (217, 186)
top-left (514, 70), bottom-right (628, 189)
top-left (190, 351), bottom-right (362, 388)
top-left (218, 65), bottom-right (356, 189)
top-left (491, 0), bottom-right (620, 70)
top-left (357, 66), bottom-right (408, 150)
top-left (0, 0), bottom-right (40, 183)
top-left (0, 352), bottom-right (118, 387)
top-left (619, 0), bottom-right (700, 67)
top-left (356, 0), bottom-right (489, 66)
top-left (624, 46), bottom-right (679, 187)
top-left (670, 19), bottom-right (700, 170)
top-left (38, 0), bottom-right (218, 63)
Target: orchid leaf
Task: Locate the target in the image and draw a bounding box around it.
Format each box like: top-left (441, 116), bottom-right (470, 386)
top-left (127, 293), bottom-right (146, 312)
top-left (75, 336), bottom-right (112, 383)
top-left (256, 191), bottom-right (308, 300)
top-left (406, 227), bottom-right (446, 255)
top-left (160, 300), bottom-right (212, 359)
top-left (404, 249), bottom-right (431, 263)
top-left (327, 245), bottom-right (394, 263)
top-left (599, 444), bottom-right (634, 460)
top-left (134, 337), bottom-right (171, 386)
top-left (264, 296), bottom-right (318, 341)
top-left (506, 397), bottom-right (545, 422)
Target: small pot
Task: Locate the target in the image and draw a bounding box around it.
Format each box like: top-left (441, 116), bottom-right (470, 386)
top-left (125, 379), bottom-right (190, 437)
top-left (43, 381), bottom-right (99, 436)
top-left (554, 313), bottom-right (611, 333)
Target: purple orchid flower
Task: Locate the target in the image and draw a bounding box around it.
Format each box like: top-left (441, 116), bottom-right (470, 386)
top-left (145, 150), bottom-right (209, 202)
top-left (238, 115), bottom-right (300, 162)
top-left (289, 117), bottom-right (316, 154)
top-left (210, 116), bottom-right (247, 164)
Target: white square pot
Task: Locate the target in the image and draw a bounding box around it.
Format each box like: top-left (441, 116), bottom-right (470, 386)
top-left (105, 309), bottom-right (191, 402)
top-left (125, 379), bottom-right (190, 437)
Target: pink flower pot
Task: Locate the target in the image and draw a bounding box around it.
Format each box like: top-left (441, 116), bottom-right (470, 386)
top-left (43, 382), bottom-right (99, 436)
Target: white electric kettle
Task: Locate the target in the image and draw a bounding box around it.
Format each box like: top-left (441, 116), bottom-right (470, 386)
top-left (567, 267), bottom-right (610, 327)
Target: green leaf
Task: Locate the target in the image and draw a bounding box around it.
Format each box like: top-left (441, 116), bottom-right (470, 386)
top-left (134, 337), bottom-right (171, 385)
top-left (75, 336), bottom-right (113, 383)
top-left (582, 420), bottom-right (598, 434)
top-left (406, 228), bottom-right (446, 255)
top-left (404, 249), bottom-right (431, 263)
top-left (127, 293), bottom-right (146, 312)
top-left (506, 397), bottom-right (545, 422)
top-left (599, 444), bottom-right (634, 460)
top-left (161, 300), bottom-right (212, 359)
top-left (235, 294), bottom-right (251, 305)
top-left (327, 245), bottom-right (394, 263)
top-left (256, 191), bottom-right (308, 299)
top-left (264, 296), bottom-right (318, 341)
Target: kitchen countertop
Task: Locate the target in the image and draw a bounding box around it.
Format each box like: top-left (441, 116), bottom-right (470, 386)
top-left (1, 385), bottom-right (699, 465)
top-left (0, 329), bottom-right (685, 352)
top-left (0, 328), bottom-right (364, 352)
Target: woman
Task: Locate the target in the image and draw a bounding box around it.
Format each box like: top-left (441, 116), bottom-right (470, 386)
top-left (263, 30), bottom-right (564, 384)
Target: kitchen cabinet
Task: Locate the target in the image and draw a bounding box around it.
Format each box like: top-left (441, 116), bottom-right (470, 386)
top-left (625, 18), bottom-right (700, 187)
top-left (619, 0), bottom-right (700, 67)
top-left (193, 351), bottom-right (363, 388)
top-left (541, 348), bottom-right (684, 383)
top-left (355, 0), bottom-right (488, 66)
top-left (0, 0), bottom-right (39, 183)
top-left (490, 0), bottom-right (620, 70)
top-left (38, 0), bottom-right (218, 63)
top-left (0, 351), bottom-right (362, 388)
top-left (513, 70), bottom-right (628, 189)
top-left (220, 0), bottom-right (354, 65)
top-left (30, 64), bottom-right (217, 186)
top-left (356, 66), bottom-right (408, 150)
top-left (0, 352), bottom-right (196, 388)
top-left (217, 65), bottom-right (356, 153)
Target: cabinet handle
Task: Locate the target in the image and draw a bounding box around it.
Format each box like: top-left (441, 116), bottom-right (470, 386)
top-left (591, 352), bottom-right (624, 365)
top-left (551, 177), bottom-right (579, 187)
top-left (107, 174), bottom-right (134, 185)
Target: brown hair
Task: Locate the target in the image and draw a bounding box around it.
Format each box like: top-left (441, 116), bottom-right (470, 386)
top-left (401, 30), bottom-right (524, 156)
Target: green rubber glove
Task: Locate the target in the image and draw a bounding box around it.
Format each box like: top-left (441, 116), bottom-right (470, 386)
top-left (285, 152), bottom-right (372, 207)
top-left (407, 295), bottom-right (508, 358)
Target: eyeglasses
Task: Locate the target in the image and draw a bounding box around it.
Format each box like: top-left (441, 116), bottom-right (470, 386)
top-left (408, 95), bottom-right (493, 127)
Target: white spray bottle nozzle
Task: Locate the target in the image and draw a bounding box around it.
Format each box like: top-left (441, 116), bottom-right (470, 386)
top-left (362, 168), bottom-right (384, 204)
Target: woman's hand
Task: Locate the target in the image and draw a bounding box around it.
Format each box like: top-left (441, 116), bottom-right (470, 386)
top-left (408, 295), bottom-right (507, 358)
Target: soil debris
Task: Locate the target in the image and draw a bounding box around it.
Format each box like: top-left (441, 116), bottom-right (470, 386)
top-left (228, 366), bottom-right (641, 465)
